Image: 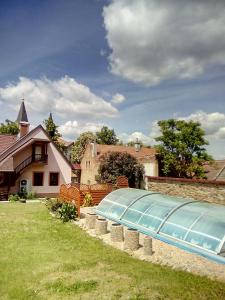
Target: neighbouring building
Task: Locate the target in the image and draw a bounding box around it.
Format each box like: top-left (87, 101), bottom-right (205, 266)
top-left (80, 142), bottom-right (158, 185)
top-left (204, 160), bottom-right (225, 181)
top-left (0, 101), bottom-right (72, 200)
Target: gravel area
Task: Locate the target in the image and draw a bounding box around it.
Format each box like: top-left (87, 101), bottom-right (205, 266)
top-left (74, 207), bottom-right (225, 283)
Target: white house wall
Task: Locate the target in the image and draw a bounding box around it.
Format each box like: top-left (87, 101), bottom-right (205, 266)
top-left (143, 161), bottom-right (158, 177)
top-left (16, 142), bottom-right (71, 196)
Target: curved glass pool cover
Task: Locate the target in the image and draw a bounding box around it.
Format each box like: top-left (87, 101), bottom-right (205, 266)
top-left (96, 188), bottom-right (225, 264)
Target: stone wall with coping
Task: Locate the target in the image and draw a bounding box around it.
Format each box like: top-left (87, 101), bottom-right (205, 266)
top-left (146, 176), bottom-right (225, 205)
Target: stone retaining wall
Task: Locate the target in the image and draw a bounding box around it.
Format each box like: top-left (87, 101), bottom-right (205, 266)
top-left (146, 177), bottom-right (225, 205)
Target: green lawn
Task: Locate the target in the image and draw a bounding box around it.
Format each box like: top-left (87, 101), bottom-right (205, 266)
top-left (0, 203), bottom-right (225, 300)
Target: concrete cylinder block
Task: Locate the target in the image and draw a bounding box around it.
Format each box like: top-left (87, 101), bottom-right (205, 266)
top-left (86, 213), bottom-right (97, 229)
top-left (124, 228), bottom-right (139, 251)
top-left (143, 236), bottom-right (153, 255)
top-left (95, 218), bottom-right (108, 235)
top-left (110, 223), bottom-right (124, 242)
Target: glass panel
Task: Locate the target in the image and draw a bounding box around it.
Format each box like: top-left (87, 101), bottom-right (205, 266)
top-left (164, 208), bottom-right (200, 229)
top-left (131, 197), bottom-right (154, 211)
top-left (107, 205), bottom-right (126, 219)
top-left (146, 203), bottom-right (173, 219)
top-left (97, 200), bottom-right (113, 213)
top-left (160, 223), bottom-right (188, 240)
top-left (138, 215), bottom-right (161, 231)
top-left (122, 209), bottom-right (142, 224)
top-left (191, 215), bottom-right (225, 240)
top-left (185, 232), bottom-right (220, 252)
top-left (104, 188), bottom-right (150, 206)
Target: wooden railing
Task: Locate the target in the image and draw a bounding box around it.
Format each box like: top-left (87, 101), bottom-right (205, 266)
top-left (59, 176), bottom-right (129, 217)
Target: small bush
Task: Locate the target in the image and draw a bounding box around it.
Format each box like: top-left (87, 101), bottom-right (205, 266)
top-left (26, 192), bottom-right (37, 200)
top-left (8, 194), bottom-right (20, 202)
top-left (82, 192), bottom-right (92, 207)
top-left (58, 203), bottom-right (77, 223)
top-left (45, 198), bottom-right (62, 212)
top-left (18, 191), bottom-right (27, 199)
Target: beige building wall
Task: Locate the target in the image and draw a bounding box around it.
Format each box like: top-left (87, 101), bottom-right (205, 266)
top-left (80, 144), bottom-right (159, 185)
top-left (143, 159), bottom-right (158, 177)
top-left (80, 143), bottom-right (100, 185)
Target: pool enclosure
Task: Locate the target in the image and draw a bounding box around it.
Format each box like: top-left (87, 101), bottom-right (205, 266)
top-left (95, 188), bottom-right (225, 264)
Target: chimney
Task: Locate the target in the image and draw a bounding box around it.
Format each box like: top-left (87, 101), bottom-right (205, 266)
top-left (134, 138), bottom-right (141, 152)
top-left (17, 100), bottom-right (30, 138)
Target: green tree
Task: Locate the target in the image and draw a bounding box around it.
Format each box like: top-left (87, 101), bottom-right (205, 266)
top-left (97, 151), bottom-right (144, 188)
top-left (155, 119), bottom-right (212, 178)
top-left (43, 113), bottom-right (65, 152)
top-left (71, 131), bottom-right (96, 163)
top-left (96, 126), bottom-right (118, 145)
top-left (0, 119), bottom-right (19, 135)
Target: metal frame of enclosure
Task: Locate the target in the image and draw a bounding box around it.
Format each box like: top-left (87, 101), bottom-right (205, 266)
top-left (95, 188), bottom-right (225, 264)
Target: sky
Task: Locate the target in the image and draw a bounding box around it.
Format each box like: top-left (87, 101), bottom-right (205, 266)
top-left (0, 0), bottom-right (225, 158)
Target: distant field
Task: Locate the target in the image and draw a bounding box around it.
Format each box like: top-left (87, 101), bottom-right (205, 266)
top-left (0, 202), bottom-right (224, 300)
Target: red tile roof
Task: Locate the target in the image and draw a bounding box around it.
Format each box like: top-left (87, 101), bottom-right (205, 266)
top-left (0, 135), bottom-right (17, 154)
top-left (96, 144), bottom-right (156, 160)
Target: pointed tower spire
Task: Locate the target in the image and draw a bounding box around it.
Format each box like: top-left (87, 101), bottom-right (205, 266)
top-left (17, 100), bottom-right (30, 138)
top-left (17, 100), bottom-right (28, 123)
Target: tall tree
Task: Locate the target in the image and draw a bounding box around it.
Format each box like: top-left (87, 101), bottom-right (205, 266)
top-left (155, 119), bottom-right (212, 178)
top-left (96, 126), bottom-right (118, 145)
top-left (71, 131), bottom-right (96, 163)
top-left (97, 151), bottom-right (144, 188)
top-left (43, 113), bottom-right (65, 151)
top-left (0, 119), bottom-right (19, 135)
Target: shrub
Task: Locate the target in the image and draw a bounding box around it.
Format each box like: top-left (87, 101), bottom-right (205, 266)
top-left (18, 190), bottom-right (27, 199)
top-left (82, 192), bottom-right (92, 207)
top-left (45, 198), bottom-right (62, 212)
top-left (98, 151), bottom-right (144, 188)
top-left (26, 192), bottom-right (37, 200)
top-left (8, 194), bottom-right (20, 202)
top-left (58, 203), bottom-right (77, 223)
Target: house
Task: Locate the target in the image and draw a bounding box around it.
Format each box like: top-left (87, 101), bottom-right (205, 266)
top-left (0, 101), bottom-right (72, 200)
top-left (80, 142), bottom-right (158, 185)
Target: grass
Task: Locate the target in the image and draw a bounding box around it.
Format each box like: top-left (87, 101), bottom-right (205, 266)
top-left (0, 203), bottom-right (224, 300)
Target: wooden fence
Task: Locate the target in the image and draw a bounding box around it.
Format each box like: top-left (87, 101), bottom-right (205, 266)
top-left (59, 176), bottom-right (129, 217)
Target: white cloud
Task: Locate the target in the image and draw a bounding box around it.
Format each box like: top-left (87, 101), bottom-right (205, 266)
top-left (119, 111), bottom-right (225, 149)
top-left (100, 49), bottom-right (107, 56)
top-left (0, 76), bottom-right (118, 120)
top-left (103, 0), bottom-right (225, 85)
top-left (111, 93), bottom-right (126, 104)
top-left (180, 111), bottom-right (225, 139)
top-left (58, 120), bottom-right (105, 139)
top-left (119, 131), bottom-right (154, 145)
top-left (217, 128), bottom-right (225, 139)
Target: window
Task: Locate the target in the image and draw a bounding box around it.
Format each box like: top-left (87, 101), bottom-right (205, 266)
top-left (49, 172), bottom-right (59, 186)
top-left (86, 161), bottom-right (91, 169)
top-left (33, 172), bottom-right (44, 186)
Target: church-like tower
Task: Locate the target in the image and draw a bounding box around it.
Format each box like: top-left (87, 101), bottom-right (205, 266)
top-left (17, 100), bottom-right (30, 138)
